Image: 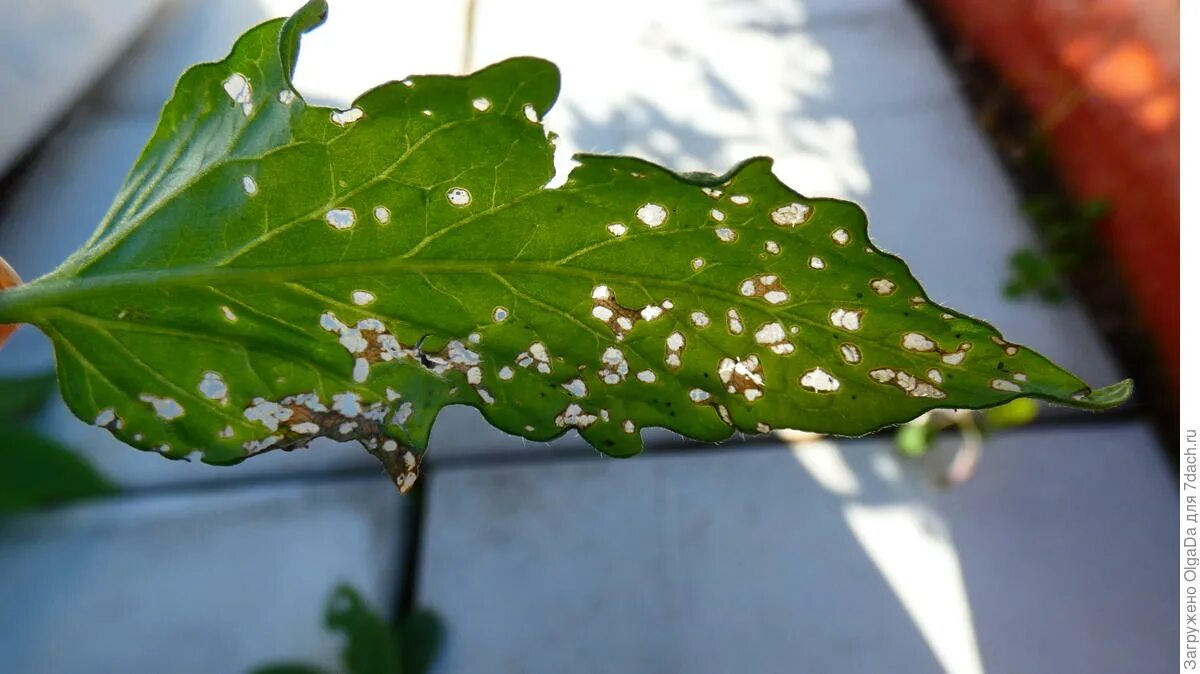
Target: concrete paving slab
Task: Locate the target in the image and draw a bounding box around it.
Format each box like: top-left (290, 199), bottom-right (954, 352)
top-left (418, 423), bottom-right (1172, 674)
top-left (0, 477), bottom-right (405, 674)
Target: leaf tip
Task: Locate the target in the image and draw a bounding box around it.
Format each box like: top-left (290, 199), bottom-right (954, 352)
top-left (1063, 378), bottom-right (1134, 411)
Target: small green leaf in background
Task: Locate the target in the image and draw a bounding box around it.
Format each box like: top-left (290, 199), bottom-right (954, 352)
top-left (895, 417), bottom-right (937, 457)
top-left (0, 0), bottom-right (1130, 490)
top-left (0, 370), bottom-right (116, 514)
top-left (394, 609), bottom-right (443, 674)
top-left (251, 584), bottom-right (443, 674)
top-left (981, 397), bottom-right (1039, 430)
top-left (326, 584), bottom-right (401, 674)
top-left (1004, 197), bottom-right (1109, 304)
top-left (893, 398), bottom-right (1041, 486)
top-left (0, 371), bottom-right (57, 419)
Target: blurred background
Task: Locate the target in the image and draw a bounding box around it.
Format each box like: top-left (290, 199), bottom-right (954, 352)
top-left (0, 0), bottom-right (1179, 672)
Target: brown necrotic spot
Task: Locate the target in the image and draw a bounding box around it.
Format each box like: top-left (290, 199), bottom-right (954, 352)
top-left (990, 335), bottom-right (1020, 356)
top-left (867, 369), bottom-right (945, 399)
top-left (718, 355), bottom-right (765, 401)
top-left (590, 285), bottom-right (650, 339)
top-left (739, 275), bottom-right (790, 305)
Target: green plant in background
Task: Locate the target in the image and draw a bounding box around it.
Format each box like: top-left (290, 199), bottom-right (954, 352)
top-left (894, 398), bottom-right (1040, 486)
top-left (251, 584), bottom-right (442, 674)
top-left (1004, 197), bottom-right (1109, 304)
top-left (0, 372), bottom-right (116, 514)
top-left (0, 0), bottom-right (1130, 491)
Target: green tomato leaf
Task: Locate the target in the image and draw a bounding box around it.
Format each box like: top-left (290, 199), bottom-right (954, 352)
top-left (0, 0), bottom-right (1130, 489)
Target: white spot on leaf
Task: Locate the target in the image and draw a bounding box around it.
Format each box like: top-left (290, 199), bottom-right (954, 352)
top-left (472, 97), bottom-right (492, 112)
top-left (718, 355), bottom-right (765, 401)
top-left (332, 392), bottom-right (362, 417)
top-left (222, 73), bottom-right (253, 115)
top-left (991, 379), bottom-right (1021, 393)
top-left (555, 403), bottom-right (597, 428)
top-left (95, 408), bottom-right (117, 427)
top-left (840, 343), bottom-right (862, 364)
top-left (870, 368), bottom-right (895, 383)
top-left (139, 394), bottom-right (184, 420)
top-left (325, 208), bottom-right (356, 230)
top-left (198, 371), bottom-right (229, 403)
top-left (726, 308), bottom-right (744, 334)
top-left (665, 331), bottom-right (685, 369)
top-left (242, 175), bottom-right (257, 195)
top-left (353, 358), bottom-right (370, 383)
top-left (756, 321), bottom-right (794, 355)
top-left (636, 203), bottom-right (668, 227)
top-left (244, 398), bottom-right (291, 431)
top-left (351, 290), bottom-right (375, 306)
top-left (770, 202), bottom-right (811, 227)
top-left (870, 279), bottom-right (896, 295)
top-left (800, 368), bottom-right (840, 393)
top-left (563, 378), bottom-right (588, 397)
top-left (829, 308), bottom-right (862, 331)
top-left (291, 422), bottom-right (320, 435)
top-left (607, 222), bottom-right (627, 236)
top-left (902, 333), bottom-right (937, 352)
top-left (446, 187), bottom-right (471, 207)
top-left (330, 107), bottom-right (364, 126)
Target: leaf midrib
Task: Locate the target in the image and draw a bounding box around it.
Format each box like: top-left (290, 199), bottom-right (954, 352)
top-left (0, 258), bottom-right (832, 330)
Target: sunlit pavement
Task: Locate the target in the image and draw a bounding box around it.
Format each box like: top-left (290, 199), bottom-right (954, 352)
top-left (0, 1), bottom-right (1174, 672)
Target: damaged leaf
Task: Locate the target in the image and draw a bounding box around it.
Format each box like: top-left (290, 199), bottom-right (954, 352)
top-left (0, 0), bottom-right (1130, 490)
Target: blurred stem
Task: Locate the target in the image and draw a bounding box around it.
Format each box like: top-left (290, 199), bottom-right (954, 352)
top-left (940, 410), bottom-right (983, 487)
